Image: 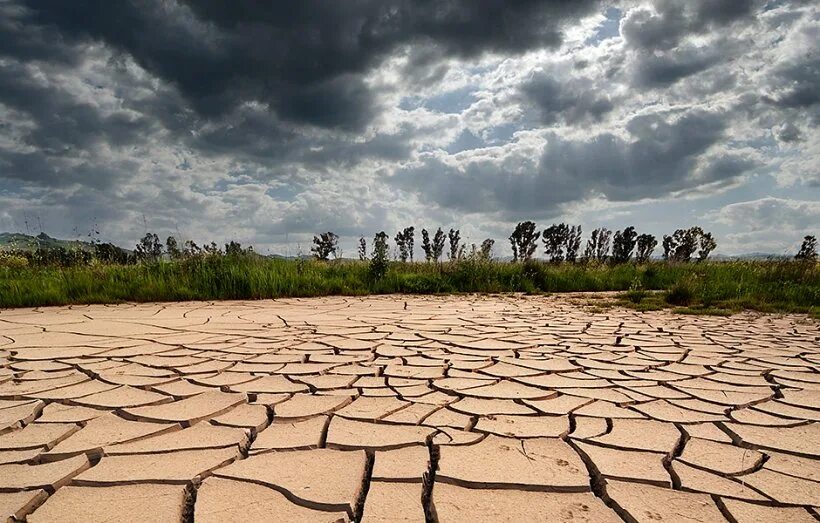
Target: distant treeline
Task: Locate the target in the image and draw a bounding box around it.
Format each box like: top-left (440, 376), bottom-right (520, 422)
top-left (0, 223), bottom-right (816, 271)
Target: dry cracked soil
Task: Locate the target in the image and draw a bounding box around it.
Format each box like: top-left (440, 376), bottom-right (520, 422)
top-left (0, 294), bottom-right (818, 522)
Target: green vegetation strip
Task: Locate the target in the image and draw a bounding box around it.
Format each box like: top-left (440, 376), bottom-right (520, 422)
top-left (1, 257), bottom-right (817, 317)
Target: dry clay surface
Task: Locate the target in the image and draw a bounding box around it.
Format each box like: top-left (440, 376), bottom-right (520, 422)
top-left (0, 294), bottom-right (818, 522)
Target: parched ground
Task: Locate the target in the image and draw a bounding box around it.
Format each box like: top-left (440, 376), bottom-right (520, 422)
top-left (0, 295), bottom-right (818, 522)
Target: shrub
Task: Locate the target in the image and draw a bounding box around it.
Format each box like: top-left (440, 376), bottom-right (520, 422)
top-left (666, 282), bottom-right (694, 305)
top-left (0, 253), bottom-right (29, 270)
top-left (624, 276), bottom-right (646, 303)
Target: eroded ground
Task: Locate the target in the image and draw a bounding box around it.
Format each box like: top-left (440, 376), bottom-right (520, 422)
top-left (0, 295), bottom-right (818, 522)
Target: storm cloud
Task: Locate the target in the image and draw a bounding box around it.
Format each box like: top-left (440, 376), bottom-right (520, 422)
top-left (0, 0), bottom-right (817, 254)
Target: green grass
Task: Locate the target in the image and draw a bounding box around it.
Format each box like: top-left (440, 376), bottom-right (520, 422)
top-left (0, 256), bottom-right (817, 317)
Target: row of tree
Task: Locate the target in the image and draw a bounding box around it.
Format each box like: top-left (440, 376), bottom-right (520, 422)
top-left (508, 222), bottom-right (717, 263)
top-left (313, 228), bottom-right (495, 263)
top-left (132, 234), bottom-right (252, 263)
top-left (4, 230), bottom-right (815, 269)
top-left (312, 223), bottom-right (724, 264)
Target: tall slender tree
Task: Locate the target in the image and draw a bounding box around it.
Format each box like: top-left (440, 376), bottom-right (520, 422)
top-left (404, 226), bottom-right (415, 262)
top-left (566, 225), bottom-right (582, 263)
top-left (584, 227), bottom-right (611, 261)
top-left (543, 223), bottom-right (570, 262)
top-left (370, 231), bottom-right (389, 278)
top-left (135, 233), bottom-right (162, 262)
top-left (612, 226), bottom-right (638, 263)
top-left (165, 236), bottom-right (181, 260)
top-left (479, 238), bottom-right (495, 260)
top-left (509, 221), bottom-right (540, 262)
top-left (448, 229), bottom-right (463, 262)
top-left (394, 229), bottom-right (410, 262)
top-left (421, 229), bottom-right (433, 261)
top-left (432, 228), bottom-right (446, 262)
top-left (358, 237), bottom-right (367, 261)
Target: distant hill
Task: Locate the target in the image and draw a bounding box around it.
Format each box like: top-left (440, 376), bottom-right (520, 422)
top-left (0, 232), bottom-right (97, 252)
top-left (711, 252), bottom-right (792, 261)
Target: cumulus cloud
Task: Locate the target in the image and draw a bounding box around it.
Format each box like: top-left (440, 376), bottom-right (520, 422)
top-left (708, 197), bottom-right (820, 231)
top-left (706, 197), bottom-right (820, 253)
top-left (0, 0), bottom-right (817, 254)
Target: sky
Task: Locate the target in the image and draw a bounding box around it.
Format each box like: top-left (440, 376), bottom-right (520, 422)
top-left (0, 0), bottom-right (818, 257)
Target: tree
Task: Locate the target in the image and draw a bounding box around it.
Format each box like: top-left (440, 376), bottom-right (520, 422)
top-left (432, 228), bottom-right (446, 262)
top-left (674, 227), bottom-right (699, 262)
top-left (697, 231), bottom-right (717, 262)
top-left (421, 229), bottom-right (433, 261)
top-left (479, 238), bottom-right (495, 260)
top-left (448, 228), bottom-right (463, 262)
top-left (95, 242), bottom-right (130, 264)
top-left (611, 226), bottom-right (638, 264)
top-left (135, 233), bottom-right (162, 262)
top-left (358, 237), bottom-right (367, 261)
top-left (311, 232), bottom-right (338, 261)
top-left (370, 231), bottom-right (389, 278)
top-left (566, 225), bottom-right (582, 263)
top-left (635, 234), bottom-right (657, 263)
top-left (203, 242), bottom-right (221, 256)
top-left (795, 235), bottom-right (818, 261)
top-left (225, 241), bottom-right (243, 256)
top-left (183, 240), bottom-right (202, 258)
top-left (509, 221), bottom-right (540, 262)
top-left (663, 227), bottom-right (715, 262)
top-left (584, 228), bottom-right (611, 261)
top-left (394, 227), bottom-right (415, 262)
top-left (166, 236), bottom-right (181, 260)
top-left (662, 234), bottom-right (676, 260)
top-left (421, 228), bottom-right (448, 262)
top-left (543, 223), bottom-right (570, 262)
top-left (404, 227), bottom-right (415, 262)
top-left (394, 230), bottom-right (408, 261)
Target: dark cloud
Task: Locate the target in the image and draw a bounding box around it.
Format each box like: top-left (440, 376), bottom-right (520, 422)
top-left (632, 45), bottom-right (725, 87)
top-left (764, 54), bottom-right (820, 109)
top-left (621, 0), bottom-right (762, 51)
top-left (394, 110), bottom-right (752, 216)
top-left (0, 0), bottom-right (814, 251)
top-left (520, 74), bottom-right (614, 125)
top-left (0, 61), bottom-right (153, 154)
top-left (9, 0), bottom-right (601, 130)
top-left (0, 60), bottom-right (150, 188)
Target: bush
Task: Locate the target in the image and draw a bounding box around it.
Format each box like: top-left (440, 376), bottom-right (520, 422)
top-left (625, 276), bottom-right (646, 303)
top-left (0, 254), bottom-right (29, 270)
top-left (666, 282), bottom-right (694, 306)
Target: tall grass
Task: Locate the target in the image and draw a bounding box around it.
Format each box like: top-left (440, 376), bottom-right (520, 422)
top-left (0, 256), bottom-right (817, 315)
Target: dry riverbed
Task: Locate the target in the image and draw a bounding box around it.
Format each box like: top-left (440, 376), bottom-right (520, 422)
top-left (0, 294), bottom-right (818, 521)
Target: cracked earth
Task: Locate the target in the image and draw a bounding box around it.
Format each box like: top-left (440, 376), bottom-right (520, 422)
top-left (0, 294), bottom-right (818, 522)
